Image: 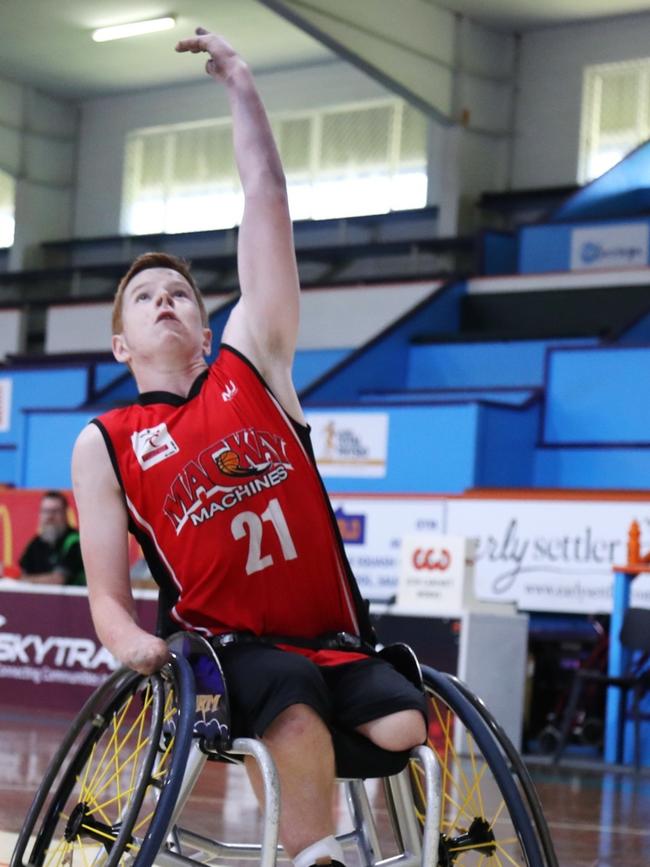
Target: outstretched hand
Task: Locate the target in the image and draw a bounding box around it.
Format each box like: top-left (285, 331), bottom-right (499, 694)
top-left (175, 27), bottom-right (241, 81)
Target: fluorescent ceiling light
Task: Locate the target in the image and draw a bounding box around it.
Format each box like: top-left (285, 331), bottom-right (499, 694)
top-left (92, 16), bottom-right (176, 43)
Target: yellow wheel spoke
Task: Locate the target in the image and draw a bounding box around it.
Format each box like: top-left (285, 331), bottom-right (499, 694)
top-left (493, 839), bottom-right (523, 866)
top-left (91, 732), bottom-right (152, 804)
top-left (153, 732), bottom-right (175, 778)
top-left (132, 806), bottom-right (156, 835)
top-left (468, 730), bottom-right (486, 819)
top-left (80, 824), bottom-right (117, 844)
top-left (490, 796), bottom-right (507, 830)
top-left (42, 835), bottom-right (67, 867)
top-left (445, 761), bottom-right (488, 836)
top-left (429, 699), bottom-right (474, 808)
top-left (129, 686), bottom-right (149, 798)
top-left (81, 791), bottom-right (113, 826)
top-left (90, 690), bottom-right (154, 799)
top-left (80, 839), bottom-right (92, 867)
top-left (441, 789), bottom-right (475, 827)
top-left (85, 693), bottom-right (137, 796)
top-left (92, 783), bottom-right (140, 814)
top-left (78, 740), bottom-right (98, 803)
top-left (449, 837), bottom-right (517, 853)
top-left (113, 710), bottom-right (123, 817)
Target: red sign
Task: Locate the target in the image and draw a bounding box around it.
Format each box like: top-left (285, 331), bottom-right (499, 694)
top-left (0, 586), bottom-right (156, 712)
top-left (411, 547), bottom-right (451, 571)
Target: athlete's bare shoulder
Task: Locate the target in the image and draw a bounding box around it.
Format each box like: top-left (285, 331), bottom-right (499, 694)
top-left (72, 422), bottom-right (119, 492)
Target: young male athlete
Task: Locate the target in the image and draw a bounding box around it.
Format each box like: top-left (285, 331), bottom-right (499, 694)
top-left (72, 28), bottom-right (426, 867)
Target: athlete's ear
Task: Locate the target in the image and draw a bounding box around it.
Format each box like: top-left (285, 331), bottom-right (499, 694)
top-left (202, 328), bottom-right (212, 357)
top-left (112, 333), bottom-right (131, 365)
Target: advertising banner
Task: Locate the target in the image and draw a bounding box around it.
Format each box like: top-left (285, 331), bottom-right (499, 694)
top-left (446, 498), bottom-right (650, 613)
top-left (306, 412), bottom-right (389, 478)
top-left (0, 377), bottom-right (11, 432)
top-left (569, 222), bottom-right (649, 271)
top-left (0, 586), bottom-right (156, 711)
top-left (330, 495), bottom-right (446, 601)
top-left (397, 534), bottom-right (471, 615)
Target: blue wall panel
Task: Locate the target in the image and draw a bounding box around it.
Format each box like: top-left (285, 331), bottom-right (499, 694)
top-left (618, 310), bottom-right (650, 344)
top-left (94, 361), bottom-right (125, 392)
top-left (359, 389), bottom-right (537, 406)
top-left (321, 404), bottom-right (479, 494)
top-left (535, 446), bottom-right (650, 489)
top-left (544, 346), bottom-right (650, 443)
top-left (518, 225), bottom-right (572, 273)
top-left (293, 349), bottom-right (350, 392)
top-left (407, 340), bottom-right (554, 389)
top-left (0, 368), bottom-right (88, 450)
top-left (480, 231), bottom-right (518, 276)
top-left (303, 282), bottom-right (464, 404)
top-left (0, 447), bottom-right (16, 485)
top-left (21, 411), bottom-right (92, 488)
top-left (475, 402), bottom-right (540, 488)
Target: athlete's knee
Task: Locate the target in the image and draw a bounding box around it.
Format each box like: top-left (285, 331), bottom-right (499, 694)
top-left (264, 702), bottom-right (331, 746)
top-left (356, 709), bottom-right (427, 751)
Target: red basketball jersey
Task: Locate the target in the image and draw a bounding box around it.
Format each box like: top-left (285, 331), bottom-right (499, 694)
top-left (94, 345), bottom-right (371, 664)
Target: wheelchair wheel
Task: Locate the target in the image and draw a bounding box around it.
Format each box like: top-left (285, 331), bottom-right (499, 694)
top-left (410, 666), bottom-right (549, 866)
top-left (446, 673), bottom-right (558, 867)
top-left (11, 653), bottom-right (195, 867)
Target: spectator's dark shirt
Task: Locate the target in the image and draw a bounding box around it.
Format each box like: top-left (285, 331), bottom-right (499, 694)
top-left (19, 527), bottom-right (86, 586)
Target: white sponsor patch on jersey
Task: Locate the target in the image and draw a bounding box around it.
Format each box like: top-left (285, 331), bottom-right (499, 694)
top-left (132, 423), bottom-right (179, 470)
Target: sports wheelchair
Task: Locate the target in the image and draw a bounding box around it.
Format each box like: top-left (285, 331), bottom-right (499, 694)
top-left (11, 632), bottom-right (557, 867)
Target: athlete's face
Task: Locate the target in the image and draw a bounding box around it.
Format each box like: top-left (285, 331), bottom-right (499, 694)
top-left (112, 268), bottom-right (212, 366)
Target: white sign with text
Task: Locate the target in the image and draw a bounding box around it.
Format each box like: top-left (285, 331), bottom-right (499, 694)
top-left (397, 533), bottom-right (471, 615)
top-left (329, 496), bottom-right (446, 601)
top-left (446, 498), bottom-right (650, 613)
top-left (570, 222), bottom-right (649, 271)
top-left (306, 412), bottom-right (389, 477)
top-left (0, 378), bottom-right (12, 432)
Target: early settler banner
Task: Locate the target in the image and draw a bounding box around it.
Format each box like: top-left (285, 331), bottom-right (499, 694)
top-left (446, 498), bottom-right (650, 613)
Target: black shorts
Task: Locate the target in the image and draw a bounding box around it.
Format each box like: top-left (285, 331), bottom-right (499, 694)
top-left (215, 642), bottom-right (428, 739)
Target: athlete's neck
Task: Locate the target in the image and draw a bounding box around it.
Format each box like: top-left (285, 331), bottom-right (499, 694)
top-left (133, 357), bottom-right (208, 398)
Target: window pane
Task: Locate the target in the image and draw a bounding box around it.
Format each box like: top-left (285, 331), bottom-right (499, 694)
top-left (173, 124), bottom-right (235, 186)
top-left (320, 105), bottom-right (392, 171)
top-left (599, 69), bottom-right (640, 133)
top-left (121, 98), bottom-right (428, 233)
top-left (580, 59), bottom-right (649, 182)
top-left (400, 103), bottom-right (427, 163)
top-left (275, 116), bottom-right (312, 174)
top-left (0, 169), bottom-right (16, 248)
top-left (139, 133), bottom-right (168, 193)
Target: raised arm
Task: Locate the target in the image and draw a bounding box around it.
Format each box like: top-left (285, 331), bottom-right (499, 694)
top-left (175, 29), bottom-right (302, 420)
top-left (71, 424), bottom-right (169, 674)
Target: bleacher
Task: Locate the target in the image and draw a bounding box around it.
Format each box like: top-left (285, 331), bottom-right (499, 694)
top-left (3, 144), bottom-right (650, 499)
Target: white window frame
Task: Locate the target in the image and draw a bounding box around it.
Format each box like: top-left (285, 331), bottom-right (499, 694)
top-left (0, 169), bottom-right (15, 249)
top-left (121, 99), bottom-right (428, 235)
top-left (579, 58), bottom-right (650, 184)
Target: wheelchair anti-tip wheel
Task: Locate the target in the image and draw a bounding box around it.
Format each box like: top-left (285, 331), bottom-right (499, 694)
top-left (410, 667), bottom-right (554, 867)
top-left (11, 653), bottom-right (195, 867)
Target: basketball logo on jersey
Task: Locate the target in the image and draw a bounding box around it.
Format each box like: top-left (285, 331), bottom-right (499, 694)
top-left (163, 427), bottom-right (293, 533)
top-left (132, 423), bottom-right (179, 470)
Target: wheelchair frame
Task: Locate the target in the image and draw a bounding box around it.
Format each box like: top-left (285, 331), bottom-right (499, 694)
top-left (11, 634), bottom-right (556, 867)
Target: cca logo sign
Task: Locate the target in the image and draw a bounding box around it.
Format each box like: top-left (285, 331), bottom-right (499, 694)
top-left (412, 548), bottom-right (451, 571)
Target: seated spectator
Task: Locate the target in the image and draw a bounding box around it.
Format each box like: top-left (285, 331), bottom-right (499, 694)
top-left (19, 490), bottom-right (86, 586)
